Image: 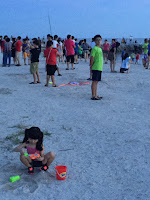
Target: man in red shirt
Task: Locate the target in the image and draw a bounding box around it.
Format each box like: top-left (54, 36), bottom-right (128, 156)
top-left (64, 35), bottom-right (75, 70)
top-left (15, 36), bottom-right (22, 66)
top-left (44, 41), bottom-right (60, 87)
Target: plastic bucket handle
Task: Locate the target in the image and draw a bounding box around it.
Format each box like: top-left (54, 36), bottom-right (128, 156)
top-left (55, 169), bottom-right (67, 178)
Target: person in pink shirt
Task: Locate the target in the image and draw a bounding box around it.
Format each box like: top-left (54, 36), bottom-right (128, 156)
top-left (103, 40), bottom-right (109, 64)
top-left (64, 35), bottom-right (75, 70)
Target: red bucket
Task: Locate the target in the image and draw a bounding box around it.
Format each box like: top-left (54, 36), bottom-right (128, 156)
top-left (55, 165), bottom-right (67, 180)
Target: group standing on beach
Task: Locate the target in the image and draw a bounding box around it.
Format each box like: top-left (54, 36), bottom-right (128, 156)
top-left (0, 34), bottom-right (149, 100)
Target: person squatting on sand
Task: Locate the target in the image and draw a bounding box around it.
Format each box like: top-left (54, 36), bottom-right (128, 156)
top-left (120, 53), bottom-right (131, 73)
top-left (44, 40), bottom-right (61, 87)
top-left (13, 127), bottom-right (55, 175)
top-left (90, 35), bottom-right (103, 100)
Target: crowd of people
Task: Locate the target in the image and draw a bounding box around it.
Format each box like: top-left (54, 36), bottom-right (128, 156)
top-left (0, 34), bottom-right (149, 100)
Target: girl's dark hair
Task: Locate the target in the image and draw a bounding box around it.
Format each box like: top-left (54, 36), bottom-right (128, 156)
top-left (23, 127), bottom-right (43, 151)
top-left (123, 53), bottom-right (129, 60)
top-left (47, 40), bottom-right (53, 47)
top-left (54, 35), bottom-right (58, 40)
top-left (6, 38), bottom-right (10, 42)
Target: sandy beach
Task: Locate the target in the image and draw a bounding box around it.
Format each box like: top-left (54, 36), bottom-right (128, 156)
top-left (0, 54), bottom-right (150, 200)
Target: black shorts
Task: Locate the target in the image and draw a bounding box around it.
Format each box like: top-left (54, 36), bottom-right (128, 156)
top-left (47, 65), bottom-right (57, 76)
top-left (32, 160), bottom-right (42, 167)
top-left (103, 50), bottom-right (108, 54)
top-left (67, 55), bottom-right (74, 63)
top-left (92, 70), bottom-right (102, 81)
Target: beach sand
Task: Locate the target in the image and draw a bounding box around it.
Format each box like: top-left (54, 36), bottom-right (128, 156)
top-left (0, 54), bottom-right (150, 200)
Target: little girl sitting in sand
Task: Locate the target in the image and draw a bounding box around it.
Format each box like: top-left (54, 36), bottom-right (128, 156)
top-left (13, 127), bottom-right (55, 175)
top-left (120, 53), bottom-right (131, 73)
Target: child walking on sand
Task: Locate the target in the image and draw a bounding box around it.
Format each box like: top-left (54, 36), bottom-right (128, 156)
top-left (90, 35), bottom-right (103, 100)
top-left (13, 127), bottom-right (55, 175)
top-left (44, 41), bottom-right (60, 87)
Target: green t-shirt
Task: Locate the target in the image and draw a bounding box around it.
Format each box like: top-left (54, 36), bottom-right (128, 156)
top-left (143, 43), bottom-right (149, 54)
top-left (78, 45), bottom-right (83, 54)
top-left (91, 46), bottom-right (103, 71)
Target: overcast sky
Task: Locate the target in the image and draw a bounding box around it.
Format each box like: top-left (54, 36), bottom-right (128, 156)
top-left (1, 0), bottom-right (150, 38)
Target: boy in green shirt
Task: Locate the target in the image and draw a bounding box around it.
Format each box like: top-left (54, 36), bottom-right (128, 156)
top-left (90, 35), bottom-right (103, 100)
top-left (142, 38), bottom-right (149, 68)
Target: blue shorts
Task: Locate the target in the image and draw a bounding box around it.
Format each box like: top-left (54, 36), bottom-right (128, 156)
top-left (75, 51), bottom-right (79, 56)
top-left (144, 54), bottom-right (148, 62)
top-left (92, 70), bottom-right (102, 81)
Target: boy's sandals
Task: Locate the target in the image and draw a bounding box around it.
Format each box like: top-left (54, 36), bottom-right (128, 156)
top-left (45, 84), bottom-right (48, 87)
top-left (37, 81), bottom-right (41, 83)
top-left (29, 82), bottom-right (37, 84)
top-left (72, 68), bottom-right (75, 70)
top-left (66, 68), bottom-right (69, 70)
top-left (58, 74), bottom-right (62, 76)
top-left (52, 85), bottom-right (57, 87)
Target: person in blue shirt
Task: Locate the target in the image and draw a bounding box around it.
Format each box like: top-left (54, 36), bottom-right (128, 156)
top-left (120, 53), bottom-right (131, 73)
top-left (74, 39), bottom-right (79, 64)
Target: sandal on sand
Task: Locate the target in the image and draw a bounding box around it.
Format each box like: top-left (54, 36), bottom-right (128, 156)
top-left (97, 96), bottom-right (103, 99)
top-left (58, 74), bottom-right (62, 76)
top-left (52, 85), bottom-right (57, 87)
top-left (29, 82), bottom-right (37, 84)
top-left (45, 84), bottom-right (48, 87)
top-left (72, 68), bottom-right (75, 70)
top-left (91, 97), bottom-right (101, 100)
top-left (37, 81), bottom-right (41, 83)
top-left (87, 78), bottom-right (92, 80)
top-left (66, 68), bottom-right (69, 70)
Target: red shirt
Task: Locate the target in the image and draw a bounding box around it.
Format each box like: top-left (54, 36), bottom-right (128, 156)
top-left (15, 40), bottom-right (22, 52)
top-left (1, 41), bottom-right (5, 52)
top-left (103, 43), bottom-right (109, 51)
top-left (136, 54), bottom-right (139, 60)
top-left (44, 48), bottom-right (57, 65)
top-left (64, 39), bottom-right (75, 56)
